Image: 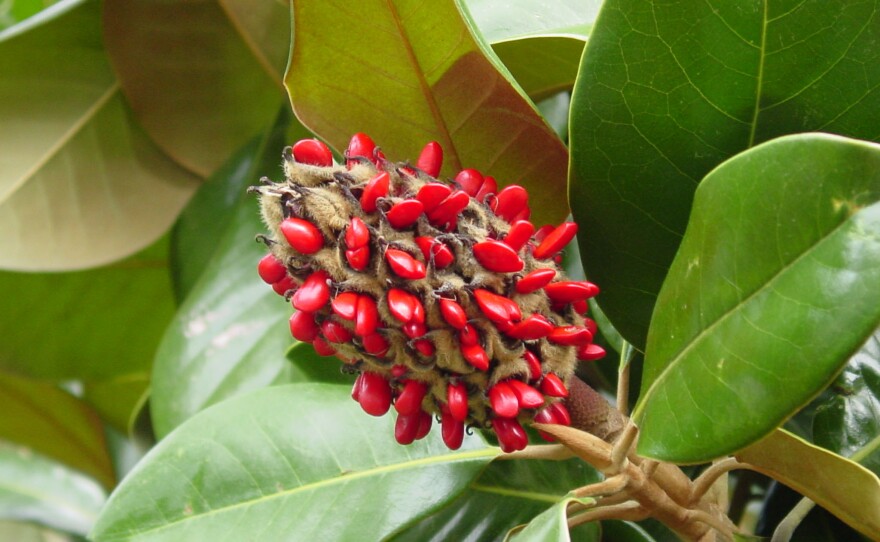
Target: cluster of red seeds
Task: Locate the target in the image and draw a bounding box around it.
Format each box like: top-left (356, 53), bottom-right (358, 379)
top-left (252, 134), bottom-right (605, 452)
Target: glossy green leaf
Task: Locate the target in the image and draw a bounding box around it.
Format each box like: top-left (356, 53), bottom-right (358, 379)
top-left (634, 134), bottom-right (880, 462)
top-left (0, 372), bottom-right (114, 489)
top-left (600, 521), bottom-right (660, 541)
top-left (287, 0), bottom-right (570, 225)
top-left (0, 0), bottom-right (58, 30)
top-left (509, 496), bottom-right (597, 541)
top-left (812, 328), bottom-right (880, 475)
top-left (0, 443), bottom-right (105, 536)
top-left (92, 384), bottom-right (495, 541)
top-left (0, 0), bottom-right (199, 271)
top-left (285, 343), bottom-right (352, 386)
top-left (102, 0), bottom-right (287, 177)
top-left (570, 0), bottom-right (880, 347)
top-left (736, 429), bottom-right (880, 541)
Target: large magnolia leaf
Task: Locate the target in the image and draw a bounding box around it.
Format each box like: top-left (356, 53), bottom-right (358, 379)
top-left (509, 496), bottom-right (597, 542)
top-left (737, 429), bottom-right (880, 541)
top-left (102, 0), bottom-right (288, 177)
top-left (287, 0), bottom-right (570, 225)
top-left (0, 0), bottom-right (199, 271)
top-left (569, 0), bottom-right (880, 347)
top-left (634, 134), bottom-right (880, 462)
top-left (92, 384), bottom-right (495, 541)
top-left (0, 372), bottom-right (114, 489)
top-left (0, 443), bottom-right (106, 536)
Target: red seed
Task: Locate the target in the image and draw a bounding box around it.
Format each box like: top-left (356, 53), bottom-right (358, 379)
top-left (394, 411), bottom-right (421, 445)
top-left (523, 351), bottom-right (542, 381)
top-left (475, 175), bottom-right (497, 202)
top-left (355, 295), bottom-right (379, 336)
top-left (489, 382), bottom-right (519, 417)
top-left (411, 297), bottom-right (425, 324)
top-left (461, 343), bottom-right (489, 371)
top-left (403, 321), bottom-right (427, 339)
top-left (345, 217), bottom-right (369, 249)
top-left (271, 275), bottom-right (297, 296)
top-left (312, 337), bottom-right (336, 356)
top-left (584, 317), bottom-right (598, 336)
top-left (511, 206), bottom-right (531, 222)
top-left (427, 190), bottom-right (469, 228)
top-left (415, 410), bottom-right (432, 440)
top-left (289, 311), bottom-right (319, 342)
top-left (491, 185), bottom-right (529, 222)
top-left (358, 372), bottom-right (392, 416)
top-left (447, 382), bottom-right (469, 422)
top-left (572, 299), bottom-right (589, 315)
top-left (441, 409), bottom-right (464, 450)
top-left (544, 281), bottom-right (598, 304)
top-left (493, 417), bottom-right (528, 453)
top-left (548, 325), bottom-right (593, 346)
top-left (474, 289), bottom-right (522, 323)
top-left (515, 268), bottom-right (556, 294)
top-left (257, 254), bottom-right (287, 284)
top-left (548, 402), bottom-right (572, 426)
top-left (390, 364), bottom-right (408, 378)
top-left (505, 314), bottom-right (553, 341)
top-left (362, 332), bottom-right (389, 356)
top-left (387, 288), bottom-right (417, 323)
top-left (414, 237), bottom-right (454, 269)
top-left (280, 217), bottom-right (324, 254)
top-left (416, 183), bottom-right (452, 212)
top-left (459, 324), bottom-right (479, 347)
top-left (360, 171), bottom-right (390, 212)
top-left (292, 271), bottom-right (330, 312)
top-left (416, 141), bottom-right (443, 177)
top-left (540, 373), bottom-right (569, 398)
top-left (533, 225), bottom-right (555, 242)
top-left (473, 240), bottom-right (523, 273)
top-left (321, 319), bottom-right (353, 343)
top-left (396, 380), bottom-right (428, 415)
top-left (454, 168), bottom-right (484, 196)
top-left (346, 132), bottom-right (378, 168)
top-left (386, 199), bottom-right (424, 229)
top-left (533, 222), bottom-right (578, 259)
top-left (503, 220), bottom-right (535, 252)
top-left (439, 298), bottom-right (468, 330)
top-left (292, 139), bottom-right (333, 167)
top-left (577, 343), bottom-right (606, 361)
top-left (331, 291), bottom-right (359, 320)
top-left (351, 373), bottom-right (365, 402)
top-left (533, 407), bottom-right (557, 425)
top-left (345, 246), bottom-right (370, 271)
top-left (385, 248), bottom-right (427, 279)
top-left (507, 380), bottom-right (545, 409)
top-left (414, 339), bottom-right (435, 356)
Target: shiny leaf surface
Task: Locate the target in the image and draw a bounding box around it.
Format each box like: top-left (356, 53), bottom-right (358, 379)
top-left (635, 134), bottom-right (880, 462)
top-left (92, 384), bottom-right (494, 541)
top-left (570, 0), bottom-right (880, 347)
top-left (287, 0), bottom-right (570, 225)
top-left (509, 496), bottom-right (597, 541)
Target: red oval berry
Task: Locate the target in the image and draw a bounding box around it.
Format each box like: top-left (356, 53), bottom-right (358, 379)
top-left (533, 222), bottom-right (578, 259)
top-left (395, 380), bottom-right (428, 415)
top-left (413, 339), bottom-right (435, 356)
top-left (390, 364), bottom-right (408, 378)
top-left (292, 271), bottom-right (330, 312)
top-left (312, 337), bottom-right (336, 356)
top-left (548, 402), bottom-right (571, 426)
top-left (402, 321), bottom-right (427, 339)
top-left (355, 295), bottom-right (379, 337)
top-left (292, 138), bottom-right (333, 167)
top-left (427, 190), bottom-right (469, 228)
top-left (577, 343), bottom-right (606, 361)
top-left (507, 380), bottom-right (545, 409)
top-left (362, 332), bottom-right (390, 356)
top-left (533, 407), bottom-right (557, 425)
top-left (543, 281), bottom-right (598, 304)
top-left (271, 275), bottom-right (297, 296)
top-left (515, 268), bottom-right (556, 294)
top-left (289, 311), bottom-right (319, 342)
top-left (360, 171), bottom-right (390, 212)
top-left (416, 141), bottom-right (443, 177)
top-left (439, 298), bottom-right (468, 330)
top-left (416, 183), bottom-right (452, 212)
top-left (346, 132), bottom-right (378, 168)
top-left (351, 373), bottom-right (365, 402)
top-left (493, 417), bottom-right (527, 453)
top-left (489, 381), bottom-right (519, 417)
top-left (384, 248), bottom-right (427, 279)
top-left (386, 199), bottom-right (424, 229)
top-left (331, 291), bottom-right (359, 320)
top-left (523, 350), bottom-right (542, 381)
top-left (461, 343), bottom-right (489, 371)
top-left (414, 237), bottom-right (454, 269)
top-left (345, 217), bottom-right (369, 249)
top-left (503, 220), bottom-right (535, 252)
top-left (394, 411), bottom-right (421, 445)
top-left (475, 175), bottom-right (497, 202)
top-left (358, 371), bottom-right (392, 416)
top-left (511, 206), bottom-right (531, 222)
top-left (447, 382), bottom-right (469, 422)
top-left (474, 289), bottom-right (522, 323)
top-left (540, 372), bottom-right (569, 398)
top-left (257, 254), bottom-right (287, 284)
top-left (583, 317), bottom-right (598, 336)
top-left (548, 325), bottom-right (593, 346)
top-left (491, 185), bottom-right (529, 223)
top-left (441, 409), bottom-right (464, 450)
top-left (321, 319), bottom-right (353, 344)
top-left (415, 410), bottom-right (432, 440)
top-left (387, 288), bottom-right (417, 323)
top-left (454, 168), bottom-right (484, 196)
top-left (345, 246), bottom-right (370, 270)
top-left (458, 324), bottom-right (479, 347)
top-left (280, 217), bottom-right (324, 254)
top-left (473, 240), bottom-right (524, 273)
top-left (505, 314), bottom-right (553, 341)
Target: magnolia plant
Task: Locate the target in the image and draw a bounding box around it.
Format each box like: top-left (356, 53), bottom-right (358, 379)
top-left (1, 0), bottom-right (879, 541)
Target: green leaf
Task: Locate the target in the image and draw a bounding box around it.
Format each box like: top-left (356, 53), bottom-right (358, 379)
top-left (92, 384), bottom-right (495, 541)
top-left (569, 0), bottom-right (880, 347)
top-left (0, 442), bottom-right (105, 536)
top-left (0, 372), bottom-right (114, 489)
top-left (508, 496), bottom-right (598, 542)
top-left (392, 458), bottom-right (601, 541)
top-left (286, 0), bottom-right (570, 225)
top-left (599, 521), bottom-right (660, 541)
top-left (0, 0), bottom-right (200, 271)
top-left (0, 0), bottom-right (59, 31)
top-left (736, 429), bottom-right (880, 541)
top-left (102, 0), bottom-right (288, 177)
top-left (634, 134), bottom-right (880, 462)
top-left (285, 343), bottom-right (352, 386)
